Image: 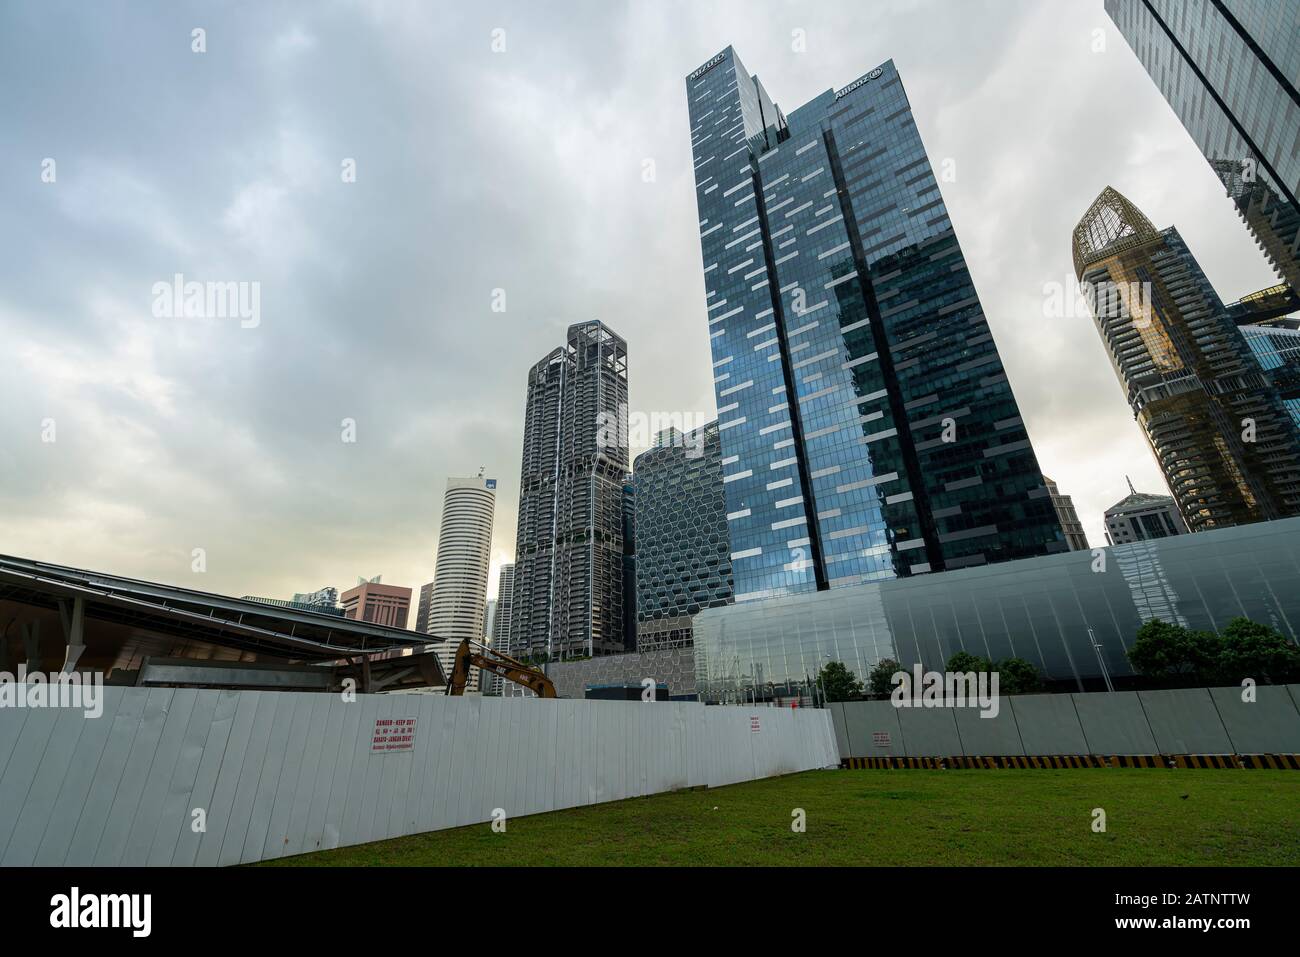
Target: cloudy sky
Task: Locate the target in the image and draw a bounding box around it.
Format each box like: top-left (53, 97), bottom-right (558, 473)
top-left (0, 0), bottom-right (1281, 606)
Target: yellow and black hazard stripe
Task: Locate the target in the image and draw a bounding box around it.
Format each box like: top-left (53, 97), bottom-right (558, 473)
top-left (840, 753), bottom-right (1300, 770)
top-left (1105, 754), bottom-right (1165, 768)
top-left (841, 756), bottom-right (949, 769)
top-left (1237, 753), bottom-right (1300, 769)
top-left (1171, 754), bottom-right (1239, 769)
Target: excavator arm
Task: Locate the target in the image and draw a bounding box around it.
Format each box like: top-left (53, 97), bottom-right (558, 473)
top-left (444, 637), bottom-right (557, 698)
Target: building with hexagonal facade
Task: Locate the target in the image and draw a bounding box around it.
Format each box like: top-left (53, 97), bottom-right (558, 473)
top-left (632, 421), bottom-right (733, 647)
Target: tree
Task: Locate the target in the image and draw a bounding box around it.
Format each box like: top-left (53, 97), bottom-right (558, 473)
top-left (994, 657), bottom-right (1043, 695)
top-left (817, 660), bottom-right (864, 703)
top-left (1127, 619), bottom-right (1223, 685)
top-left (945, 650), bottom-right (992, 674)
top-left (1217, 617), bottom-right (1300, 684)
top-left (867, 658), bottom-right (903, 697)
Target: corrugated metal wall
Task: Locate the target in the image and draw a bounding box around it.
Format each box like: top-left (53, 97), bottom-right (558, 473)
top-left (829, 685), bottom-right (1300, 758)
top-left (0, 688), bottom-right (838, 866)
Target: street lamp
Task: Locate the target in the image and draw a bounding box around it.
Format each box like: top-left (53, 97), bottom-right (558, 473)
top-left (816, 653), bottom-right (832, 709)
top-left (1088, 627), bottom-right (1115, 693)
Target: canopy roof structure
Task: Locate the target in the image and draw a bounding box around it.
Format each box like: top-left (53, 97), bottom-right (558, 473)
top-left (0, 554), bottom-right (445, 691)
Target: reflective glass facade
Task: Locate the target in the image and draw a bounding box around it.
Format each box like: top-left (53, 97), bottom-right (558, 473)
top-left (694, 514), bottom-right (1300, 703)
top-left (686, 48), bottom-right (1065, 605)
top-left (1106, 0), bottom-right (1300, 288)
top-left (1239, 320), bottom-right (1300, 430)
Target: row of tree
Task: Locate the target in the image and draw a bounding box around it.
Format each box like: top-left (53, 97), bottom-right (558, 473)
top-left (817, 651), bottom-right (1044, 703)
top-left (813, 616), bottom-right (1300, 702)
top-left (1126, 616), bottom-right (1300, 686)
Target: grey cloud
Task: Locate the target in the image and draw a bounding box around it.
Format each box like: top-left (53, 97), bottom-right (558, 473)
top-left (0, 0), bottom-right (1281, 600)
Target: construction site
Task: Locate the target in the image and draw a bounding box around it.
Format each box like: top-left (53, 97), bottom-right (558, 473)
top-left (0, 553), bottom-right (835, 867)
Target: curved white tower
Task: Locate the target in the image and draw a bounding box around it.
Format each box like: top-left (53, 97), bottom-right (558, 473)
top-left (427, 476), bottom-right (497, 691)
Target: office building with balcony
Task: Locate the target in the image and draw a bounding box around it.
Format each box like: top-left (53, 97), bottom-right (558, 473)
top-left (509, 322), bottom-right (630, 660)
top-left (1072, 185), bottom-right (1300, 530)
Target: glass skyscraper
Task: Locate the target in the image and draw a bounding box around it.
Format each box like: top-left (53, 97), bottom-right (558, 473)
top-left (1105, 0), bottom-right (1300, 289)
top-left (686, 47), bottom-right (1065, 604)
top-left (1238, 318), bottom-right (1300, 430)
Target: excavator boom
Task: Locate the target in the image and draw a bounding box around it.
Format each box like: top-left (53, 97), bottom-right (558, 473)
top-left (444, 637), bottom-right (557, 698)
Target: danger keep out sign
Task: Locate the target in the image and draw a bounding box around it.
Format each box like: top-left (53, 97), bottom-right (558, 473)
top-left (371, 717), bottom-right (417, 753)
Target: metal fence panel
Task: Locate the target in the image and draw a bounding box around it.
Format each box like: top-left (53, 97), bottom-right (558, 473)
top-left (32, 687), bottom-right (130, 865)
top-left (895, 707), bottom-right (962, 756)
top-left (1070, 691), bottom-right (1158, 755)
top-left (94, 687), bottom-right (175, 866)
top-left (64, 687), bottom-right (149, 866)
top-left (172, 689), bottom-right (240, 866)
top-left (841, 700), bottom-right (904, 757)
top-left (3, 704), bottom-right (86, 866)
top-left (123, 688), bottom-right (198, 866)
top-left (1139, 688), bottom-right (1235, 755)
top-left (1007, 694), bottom-right (1088, 755)
top-left (953, 702), bottom-right (1026, 756)
top-left (1208, 685), bottom-right (1300, 754)
top-left (0, 689), bottom-right (837, 866)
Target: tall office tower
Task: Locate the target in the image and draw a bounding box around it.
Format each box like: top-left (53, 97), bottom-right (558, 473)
top-left (632, 423), bottom-right (734, 648)
top-left (414, 581), bottom-right (434, 635)
top-left (1073, 186), bottom-right (1300, 530)
top-left (509, 322), bottom-right (629, 660)
top-left (620, 478), bottom-right (637, 650)
top-left (341, 578), bottom-right (411, 629)
top-left (484, 563), bottom-right (514, 695)
top-left (1104, 480), bottom-right (1189, 545)
top-left (1105, 0), bottom-right (1300, 288)
top-left (685, 48), bottom-right (1064, 602)
top-left (1043, 476), bottom-right (1089, 551)
top-left (512, 347), bottom-right (566, 659)
top-left (492, 563), bottom-right (515, 651)
top-left (426, 476), bottom-right (497, 691)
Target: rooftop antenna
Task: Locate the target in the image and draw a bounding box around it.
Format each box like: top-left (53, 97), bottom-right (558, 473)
top-left (1126, 475), bottom-right (1136, 495)
top-left (477, 465), bottom-right (485, 477)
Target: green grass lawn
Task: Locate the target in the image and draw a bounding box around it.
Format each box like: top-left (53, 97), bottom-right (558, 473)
top-left (261, 769), bottom-right (1300, 867)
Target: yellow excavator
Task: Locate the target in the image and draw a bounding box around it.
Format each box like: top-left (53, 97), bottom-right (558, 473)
top-left (444, 637), bottom-right (557, 698)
